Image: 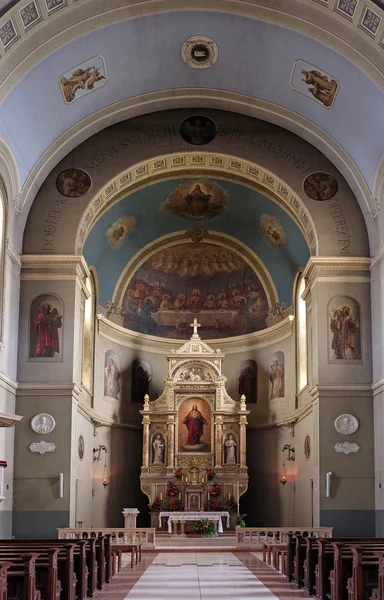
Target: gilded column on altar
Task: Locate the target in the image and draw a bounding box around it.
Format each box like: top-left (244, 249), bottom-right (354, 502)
top-left (215, 415), bottom-right (223, 469)
top-left (167, 415), bottom-right (175, 473)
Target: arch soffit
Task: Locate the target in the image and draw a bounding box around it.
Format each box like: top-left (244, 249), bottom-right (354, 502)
top-left (1, 0), bottom-right (384, 97)
top-left (16, 91), bottom-right (376, 257)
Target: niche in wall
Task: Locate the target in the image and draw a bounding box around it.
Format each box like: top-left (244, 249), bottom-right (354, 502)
top-left (237, 360), bottom-right (257, 403)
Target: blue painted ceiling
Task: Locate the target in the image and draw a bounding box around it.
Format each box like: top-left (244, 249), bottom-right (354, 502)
top-left (83, 178), bottom-right (309, 306)
top-left (0, 11), bottom-right (383, 192)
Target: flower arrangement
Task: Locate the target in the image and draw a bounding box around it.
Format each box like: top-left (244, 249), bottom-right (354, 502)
top-left (168, 500), bottom-right (181, 511)
top-left (206, 469), bottom-right (216, 481)
top-left (167, 481), bottom-right (179, 497)
top-left (174, 468), bottom-right (183, 480)
top-left (151, 496), bottom-right (161, 510)
top-left (236, 513), bottom-right (247, 527)
top-left (209, 500), bottom-right (223, 511)
top-left (209, 484), bottom-right (222, 498)
top-left (194, 519), bottom-right (215, 536)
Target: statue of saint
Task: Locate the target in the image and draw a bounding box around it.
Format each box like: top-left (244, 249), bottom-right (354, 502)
top-left (225, 434), bottom-right (237, 464)
top-left (152, 434), bottom-right (165, 464)
top-left (238, 365), bottom-right (257, 403)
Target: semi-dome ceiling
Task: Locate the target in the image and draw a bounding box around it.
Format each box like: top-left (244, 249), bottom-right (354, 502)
top-left (83, 177), bottom-right (309, 340)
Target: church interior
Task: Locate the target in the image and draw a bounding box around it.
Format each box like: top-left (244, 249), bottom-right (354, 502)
top-left (0, 0), bottom-right (384, 597)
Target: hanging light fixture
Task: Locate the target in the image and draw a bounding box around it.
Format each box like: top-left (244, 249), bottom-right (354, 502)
top-left (280, 460), bottom-right (287, 486)
top-left (102, 447), bottom-right (108, 487)
top-left (280, 444), bottom-right (295, 486)
top-left (93, 445), bottom-right (109, 487)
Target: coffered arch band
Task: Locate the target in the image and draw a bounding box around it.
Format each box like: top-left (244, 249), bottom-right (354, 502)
top-left (76, 151), bottom-right (317, 256)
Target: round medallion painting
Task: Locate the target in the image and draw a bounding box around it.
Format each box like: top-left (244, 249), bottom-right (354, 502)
top-left (303, 172), bottom-right (338, 201)
top-left (180, 115), bottom-right (216, 145)
top-left (56, 168), bottom-right (91, 198)
top-left (78, 435), bottom-right (85, 460)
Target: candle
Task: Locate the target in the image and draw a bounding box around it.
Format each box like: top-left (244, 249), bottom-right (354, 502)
top-left (228, 492), bottom-right (230, 501)
top-left (236, 481), bottom-right (240, 513)
top-left (160, 492), bottom-right (163, 501)
top-left (182, 475), bottom-right (184, 482)
top-left (201, 477), bottom-right (204, 483)
top-left (208, 491), bottom-right (210, 502)
top-left (179, 492), bottom-right (181, 500)
top-left (186, 476), bottom-right (188, 483)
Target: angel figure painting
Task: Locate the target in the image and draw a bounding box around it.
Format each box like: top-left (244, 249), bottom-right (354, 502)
top-left (59, 56), bottom-right (107, 103)
top-left (178, 398), bottom-right (211, 452)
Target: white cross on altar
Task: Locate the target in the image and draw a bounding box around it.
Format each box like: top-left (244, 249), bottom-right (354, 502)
top-left (190, 318), bottom-right (201, 337)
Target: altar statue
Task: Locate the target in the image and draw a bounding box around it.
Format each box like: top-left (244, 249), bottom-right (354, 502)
top-left (224, 434), bottom-right (237, 464)
top-left (152, 434), bottom-right (165, 464)
top-left (183, 404), bottom-right (207, 446)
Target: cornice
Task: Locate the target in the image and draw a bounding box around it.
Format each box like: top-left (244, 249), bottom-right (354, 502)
top-left (0, 370), bottom-right (17, 394)
top-left (309, 383), bottom-right (373, 399)
top-left (20, 254), bottom-right (89, 279)
top-left (16, 382), bottom-right (81, 396)
top-left (249, 400), bottom-right (314, 430)
top-left (303, 256), bottom-right (371, 280)
top-left (97, 313), bottom-right (294, 355)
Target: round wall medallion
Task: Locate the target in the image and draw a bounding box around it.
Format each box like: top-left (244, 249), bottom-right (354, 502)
top-left (334, 414), bottom-right (359, 435)
top-left (181, 36), bottom-right (219, 69)
top-left (180, 115), bottom-right (217, 145)
top-left (56, 168), bottom-right (91, 197)
top-left (78, 435), bottom-right (85, 460)
top-left (30, 413), bottom-right (55, 435)
top-left (304, 435), bottom-right (311, 460)
top-left (303, 172), bottom-right (338, 201)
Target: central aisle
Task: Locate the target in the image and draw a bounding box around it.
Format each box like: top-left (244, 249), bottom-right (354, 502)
top-left (122, 552), bottom-right (310, 600)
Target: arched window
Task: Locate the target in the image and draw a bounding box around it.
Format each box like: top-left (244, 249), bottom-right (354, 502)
top-left (296, 274), bottom-right (307, 392)
top-left (0, 180), bottom-right (7, 346)
top-left (82, 274), bottom-right (95, 392)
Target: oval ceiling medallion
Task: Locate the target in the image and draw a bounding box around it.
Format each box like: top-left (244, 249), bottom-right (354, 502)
top-left (181, 36), bottom-right (219, 69)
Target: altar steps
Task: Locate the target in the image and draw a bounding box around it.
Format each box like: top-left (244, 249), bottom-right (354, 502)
top-left (155, 532), bottom-right (238, 549)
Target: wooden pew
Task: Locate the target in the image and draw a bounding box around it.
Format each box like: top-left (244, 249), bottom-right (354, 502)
top-left (6, 553), bottom-right (41, 600)
top-left (346, 545), bottom-right (384, 600)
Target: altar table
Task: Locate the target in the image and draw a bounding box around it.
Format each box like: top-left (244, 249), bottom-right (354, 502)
top-left (159, 511), bottom-right (230, 534)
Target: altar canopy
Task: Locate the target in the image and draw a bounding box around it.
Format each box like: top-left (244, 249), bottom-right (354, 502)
top-left (140, 319), bottom-right (249, 523)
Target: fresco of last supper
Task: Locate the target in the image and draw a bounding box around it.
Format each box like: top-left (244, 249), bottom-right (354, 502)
top-left (122, 242), bottom-right (269, 339)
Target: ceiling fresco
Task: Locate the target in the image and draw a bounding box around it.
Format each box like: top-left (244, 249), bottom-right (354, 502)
top-left (1, 10), bottom-right (383, 194)
top-left (83, 177), bottom-right (309, 339)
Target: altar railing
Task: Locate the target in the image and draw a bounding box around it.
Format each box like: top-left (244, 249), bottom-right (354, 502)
top-left (57, 527), bottom-right (156, 548)
top-left (236, 526), bottom-right (333, 547)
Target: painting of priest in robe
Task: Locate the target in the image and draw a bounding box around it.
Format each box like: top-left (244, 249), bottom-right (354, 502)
top-left (29, 295), bottom-right (63, 359)
top-left (330, 304), bottom-right (360, 360)
top-left (178, 398), bottom-right (211, 452)
top-left (104, 350), bottom-right (121, 400)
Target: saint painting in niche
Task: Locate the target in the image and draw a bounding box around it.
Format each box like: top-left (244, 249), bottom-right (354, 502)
top-left (29, 295), bottom-right (63, 359)
top-left (238, 361), bottom-right (257, 403)
top-left (131, 359), bottom-right (151, 402)
top-left (104, 350), bottom-right (121, 400)
top-left (330, 303), bottom-right (360, 360)
top-left (178, 398), bottom-right (211, 452)
top-left (269, 352), bottom-right (285, 400)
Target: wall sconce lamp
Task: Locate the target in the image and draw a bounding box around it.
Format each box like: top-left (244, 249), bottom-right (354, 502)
top-left (280, 444), bottom-right (295, 486)
top-left (93, 445), bottom-right (109, 487)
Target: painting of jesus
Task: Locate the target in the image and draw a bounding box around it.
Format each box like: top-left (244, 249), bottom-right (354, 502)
top-left (178, 397), bottom-right (211, 452)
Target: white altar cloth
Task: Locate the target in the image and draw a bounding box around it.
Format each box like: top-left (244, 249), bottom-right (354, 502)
top-left (159, 511), bottom-right (230, 534)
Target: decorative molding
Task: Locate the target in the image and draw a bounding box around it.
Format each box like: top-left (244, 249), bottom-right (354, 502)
top-left (302, 256), bottom-right (371, 294)
top-left (334, 441), bottom-right (360, 454)
top-left (75, 152), bottom-right (317, 255)
top-left (181, 35), bottom-right (219, 69)
top-left (17, 382), bottom-right (81, 396)
top-left (29, 440), bottom-right (56, 454)
top-left (21, 254), bottom-right (89, 279)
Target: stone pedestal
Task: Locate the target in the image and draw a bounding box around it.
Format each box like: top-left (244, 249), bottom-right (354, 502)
top-left (122, 508), bottom-right (140, 529)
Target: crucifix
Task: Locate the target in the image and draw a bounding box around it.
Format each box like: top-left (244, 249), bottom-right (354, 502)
top-left (190, 318), bottom-right (201, 338)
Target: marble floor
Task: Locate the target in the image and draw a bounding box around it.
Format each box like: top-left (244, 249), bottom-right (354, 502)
top-left (96, 552), bottom-right (312, 600)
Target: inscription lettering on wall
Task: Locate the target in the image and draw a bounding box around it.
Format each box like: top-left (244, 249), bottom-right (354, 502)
top-left (41, 197), bottom-right (68, 251)
top-left (327, 198), bottom-right (351, 255)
